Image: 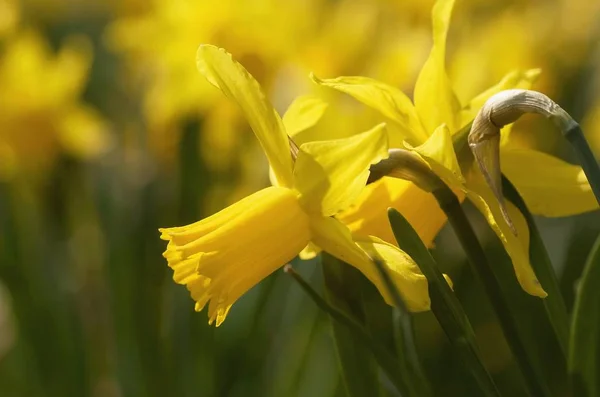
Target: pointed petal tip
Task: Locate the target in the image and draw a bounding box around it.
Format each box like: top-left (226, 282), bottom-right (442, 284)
top-left (498, 202), bottom-right (518, 237)
top-left (158, 228), bottom-right (172, 240)
top-left (309, 72), bottom-right (322, 85)
top-left (196, 44), bottom-right (227, 88)
top-left (525, 68), bottom-right (542, 81)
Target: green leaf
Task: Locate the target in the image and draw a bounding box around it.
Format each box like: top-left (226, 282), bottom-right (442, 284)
top-left (387, 208), bottom-right (501, 397)
top-left (569, 234), bottom-right (600, 396)
top-left (502, 175), bottom-right (569, 357)
top-left (321, 254), bottom-right (385, 397)
top-left (320, 253), bottom-right (431, 396)
top-left (370, 259), bottom-right (432, 397)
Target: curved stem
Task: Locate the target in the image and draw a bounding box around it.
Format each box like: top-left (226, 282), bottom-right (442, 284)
top-left (432, 187), bottom-right (550, 397)
top-left (562, 121), bottom-right (600, 205)
top-left (284, 264), bottom-right (411, 395)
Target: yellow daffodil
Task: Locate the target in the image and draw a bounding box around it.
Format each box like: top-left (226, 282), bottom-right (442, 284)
top-left (313, 0), bottom-right (598, 298)
top-left (159, 45), bottom-right (434, 326)
top-left (0, 30), bottom-right (109, 180)
top-left (0, 0), bottom-right (18, 38)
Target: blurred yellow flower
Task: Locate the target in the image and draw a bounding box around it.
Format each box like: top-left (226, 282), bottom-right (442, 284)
top-left (0, 0), bottom-right (18, 37)
top-left (314, 0), bottom-right (598, 298)
top-left (105, 0), bottom-right (436, 174)
top-left (160, 46), bottom-right (434, 326)
top-left (0, 31), bottom-right (109, 180)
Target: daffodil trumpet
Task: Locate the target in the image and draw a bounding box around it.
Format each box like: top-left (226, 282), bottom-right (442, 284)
top-left (469, 89), bottom-right (600, 230)
top-left (370, 150), bottom-right (547, 397)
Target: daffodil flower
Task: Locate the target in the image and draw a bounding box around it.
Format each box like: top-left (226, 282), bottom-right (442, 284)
top-left (313, 0), bottom-right (598, 298)
top-left (0, 31), bottom-right (109, 180)
top-left (159, 45), bottom-right (434, 326)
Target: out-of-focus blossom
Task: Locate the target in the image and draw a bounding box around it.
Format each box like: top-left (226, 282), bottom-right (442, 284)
top-left (0, 31), bottom-right (110, 180)
top-left (160, 46), bottom-right (437, 326)
top-left (0, 0), bottom-right (18, 37)
top-left (105, 0), bottom-right (436, 170)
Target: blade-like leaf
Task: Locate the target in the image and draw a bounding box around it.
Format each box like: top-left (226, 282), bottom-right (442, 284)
top-left (502, 175), bottom-right (569, 356)
top-left (387, 208), bottom-right (500, 397)
top-left (569, 234), bottom-right (600, 396)
top-left (321, 254), bottom-right (386, 397)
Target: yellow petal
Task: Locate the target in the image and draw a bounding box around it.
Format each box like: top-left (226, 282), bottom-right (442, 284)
top-left (339, 177), bottom-right (447, 248)
top-left (467, 168), bottom-right (547, 297)
top-left (355, 236), bottom-right (433, 312)
top-left (294, 123), bottom-right (388, 216)
top-left (311, 74), bottom-right (428, 146)
top-left (196, 45), bottom-right (294, 187)
top-left (160, 186), bottom-right (311, 326)
top-left (501, 148), bottom-right (599, 217)
top-left (413, 0), bottom-right (460, 134)
top-left (459, 69), bottom-right (541, 128)
top-left (299, 242), bottom-right (321, 260)
top-left (408, 123), bottom-right (465, 187)
top-left (310, 217), bottom-right (431, 311)
top-left (282, 95), bottom-right (329, 137)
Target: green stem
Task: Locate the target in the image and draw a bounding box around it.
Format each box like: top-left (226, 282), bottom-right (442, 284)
top-left (387, 209), bottom-right (501, 397)
top-left (284, 264), bottom-right (410, 395)
top-left (568, 234), bottom-right (600, 396)
top-left (370, 260), bottom-right (432, 397)
top-left (502, 175), bottom-right (569, 357)
top-left (371, 259), bottom-right (409, 313)
top-left (431, 187), bottom-right (549, 397)
top-left (561, 120), bottom-right (600, 206)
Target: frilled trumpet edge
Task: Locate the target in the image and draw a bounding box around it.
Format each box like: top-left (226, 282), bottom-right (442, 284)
top-left (160, 186), bottom-right (311, 326)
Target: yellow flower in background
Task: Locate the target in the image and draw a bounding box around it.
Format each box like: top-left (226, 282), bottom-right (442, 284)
top-left (160, 46), bottom-right (435, 326)
top-left (104, 0), bottom-right (435, 174)
top-left (105, 0), bottom-right (600, 210)
top-left (0, 30), bottom-right (110, 180)
top-left (0, 0), bottom-right (18, 38)
top-left (313, 0), bottom-right (598, 298)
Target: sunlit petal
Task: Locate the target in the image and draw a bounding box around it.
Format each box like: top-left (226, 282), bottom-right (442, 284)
top-left (467, 168), bottom-right (547, 298)
top-left (282, 95), bottom-right (329, 137)
top-left (339, 177), bottom-right (447, 248)
top-left (413, 0), bottom-right (460, 134)
top-left (408, 123), bottom-right (465, 187)
top-left (310, 217), bottom-right (431, 311)
top-left (294, 123), bottom-right (388, 216)
top-left (501, 148), bottom-right (599, 217)
top-left (196, 45), bottom-right (294, 187)
top-left (311, 74), bottom-right (428, 146)
top-left (355, 236), bottom-right (433, 312)
top-left (459, 69), bottom-right (541, 129)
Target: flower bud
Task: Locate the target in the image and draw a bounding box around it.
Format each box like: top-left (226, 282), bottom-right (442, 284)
top-left (468, 89), bottom-right (575, 234)
top-left (368, 148), bottom-right (445, 192)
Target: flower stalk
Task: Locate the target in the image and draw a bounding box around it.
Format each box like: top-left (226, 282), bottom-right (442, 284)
top-left (370, 149), bottom-right (550, 396)
top-left (386, 209), bottom-right (500, 397)
top-left (284, 264), bottom-right (412, 396)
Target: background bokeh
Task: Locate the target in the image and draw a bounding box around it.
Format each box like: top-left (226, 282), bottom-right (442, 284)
top-left (1, 0), bottom-right (600, 396)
